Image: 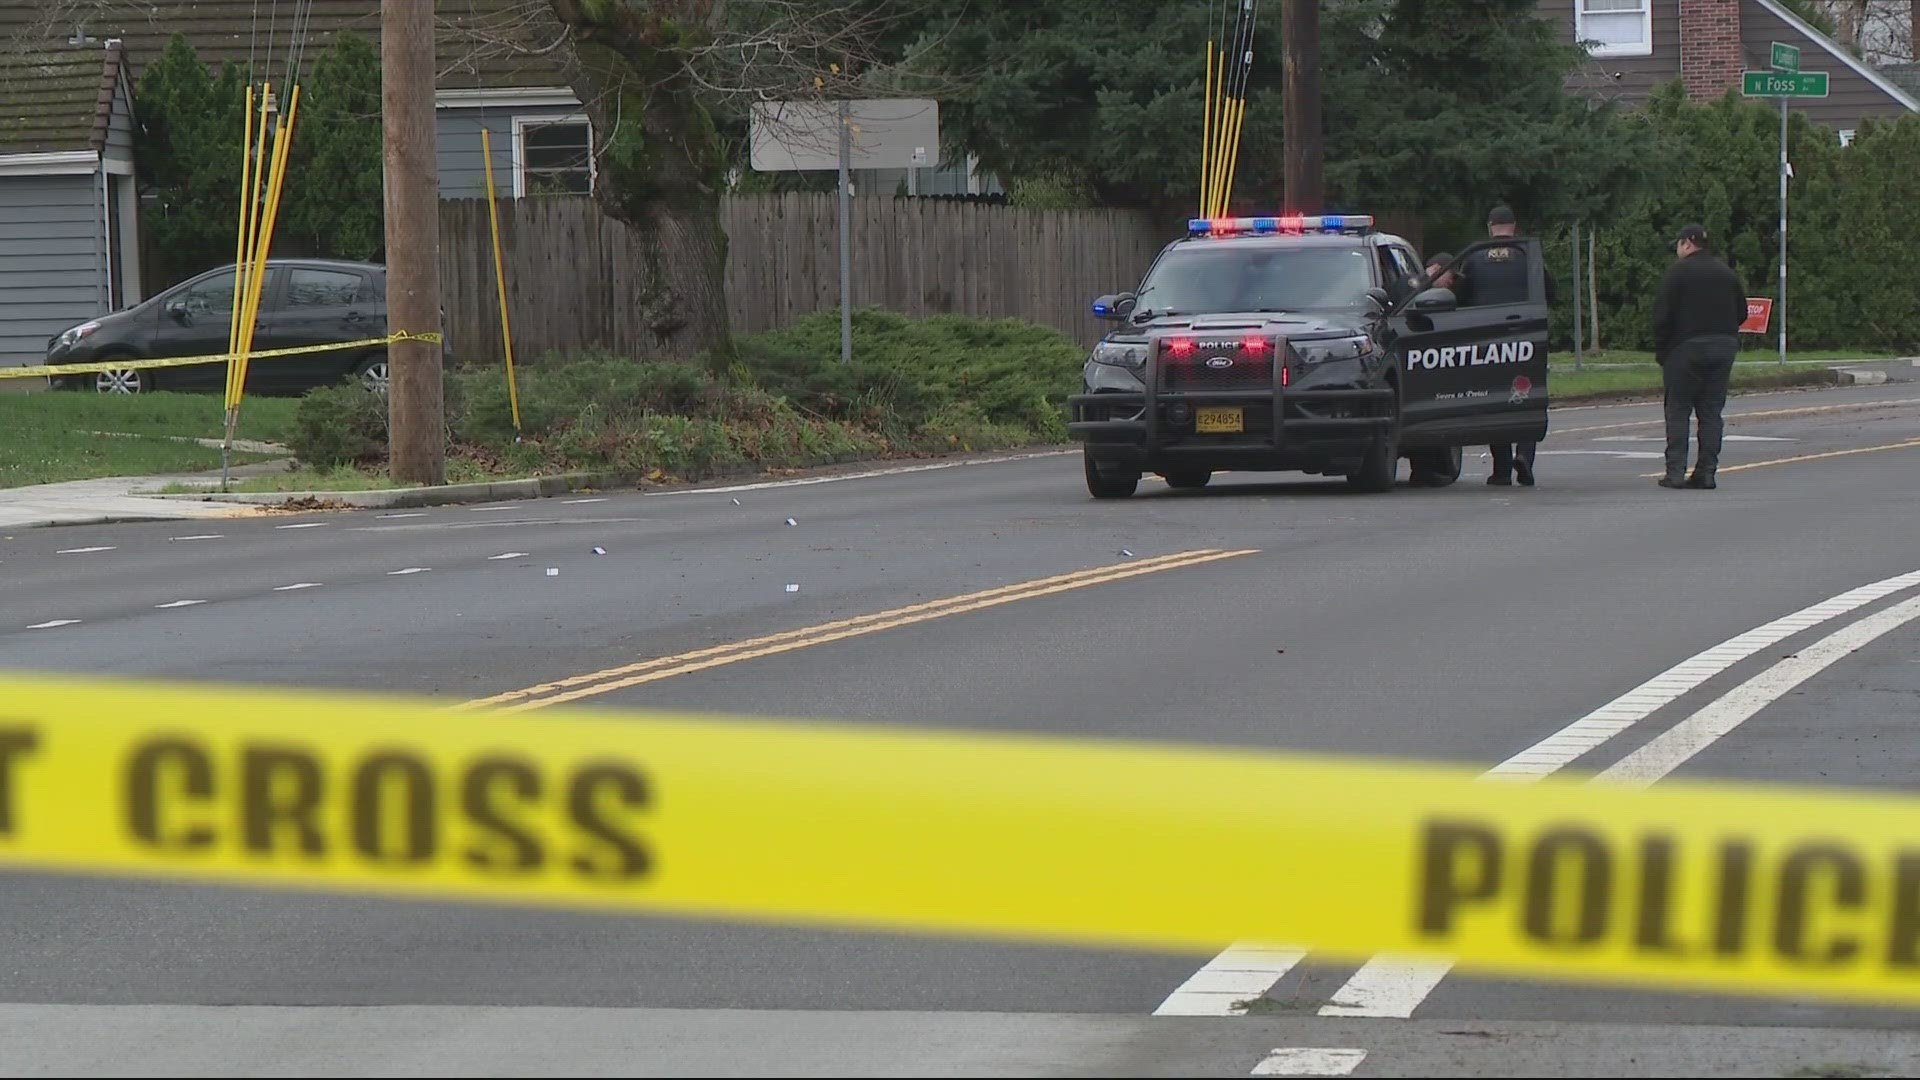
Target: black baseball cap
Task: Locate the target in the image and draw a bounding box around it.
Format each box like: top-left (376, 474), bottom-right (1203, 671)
top-left (1676, 223), bottom-right (1708, 244)
top-left (1487, 205), bottom-right (1516, 226)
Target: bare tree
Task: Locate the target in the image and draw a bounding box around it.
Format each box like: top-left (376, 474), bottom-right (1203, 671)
top-left (446, 0), bottom-right (949, 360)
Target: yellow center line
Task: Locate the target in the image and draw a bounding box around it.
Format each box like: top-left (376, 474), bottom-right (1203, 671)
top-left (1559, 397), bottom-right (1920, 435)
top-left (461, 549), bottom-right (1258, 711)
top-left (1637, 437), bottom-right (1920, 478)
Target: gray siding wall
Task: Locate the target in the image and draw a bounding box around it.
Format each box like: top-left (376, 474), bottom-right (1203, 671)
top-left (1541, 0), bottom-right (1685, 107)
top-left (105, 72), bottom-right (135, 160)
top-left (437, 105), bottom-right (581, 199)
top-left (0, 174), bottom-right (106, 366)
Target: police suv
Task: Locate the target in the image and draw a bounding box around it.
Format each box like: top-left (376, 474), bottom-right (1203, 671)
top-left (1067, 215), bottom-right (1550, 498)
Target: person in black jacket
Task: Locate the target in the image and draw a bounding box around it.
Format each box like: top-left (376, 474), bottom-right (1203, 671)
top-left (1652, 224), bottom-right (1749, 489)
top-left (1455, 206), bottom-right (1549, 486)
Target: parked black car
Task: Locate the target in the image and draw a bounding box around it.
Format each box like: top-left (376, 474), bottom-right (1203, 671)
top-left (46, 259), bottom-right (447, 394)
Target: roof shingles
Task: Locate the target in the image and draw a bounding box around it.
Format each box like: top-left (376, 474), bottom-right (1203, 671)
top-left (0, 43), bottom-right (123, 155)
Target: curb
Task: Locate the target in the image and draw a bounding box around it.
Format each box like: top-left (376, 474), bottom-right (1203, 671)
top-left (142, 472), bottom-right (634, 509)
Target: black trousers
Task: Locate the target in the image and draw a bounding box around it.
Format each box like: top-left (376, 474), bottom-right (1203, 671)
top-left (1489, 441), bottom-right (1536, 478)
top-left (1662, 334), bottom-right (1738, 476)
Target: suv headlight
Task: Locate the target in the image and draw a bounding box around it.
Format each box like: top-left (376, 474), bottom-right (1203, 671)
top-left (1090, 341), bottom-right (1147, 369)
top-left (1291, 334), bottom-right (1372, 364)
top-left (55, 322), bottom-right (100, 350)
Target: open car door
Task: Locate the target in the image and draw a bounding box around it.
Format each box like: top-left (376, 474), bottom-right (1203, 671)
top-left (1389, 238), bottom-right (1550, 450)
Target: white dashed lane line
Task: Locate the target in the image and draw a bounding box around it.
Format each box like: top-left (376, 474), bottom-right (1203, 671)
top-left (487, 552), bottom-right (529, 560)
top-left (275, 522), bottom-right (329, 530)
top-left (469, 505), bottom-right (519, 512)
top-left (1250, 1048), bottom-right (1368, 1077)
top-left (55, 546), bottom-right (115, 555)
top-left (377, 512), bottom-right (428, 519)
top-left (25, 620), bottom-right (81, 630)
top-left (154, 600), bottom-right (208, 609)
top-left (272, 583), bottom-right (323, 592)
top-left (168, 534), bottom-right (224, 542)
top-left (388, 567), bottom-right (431, 576)
top-left (563, 497), bottom-right (609, 504)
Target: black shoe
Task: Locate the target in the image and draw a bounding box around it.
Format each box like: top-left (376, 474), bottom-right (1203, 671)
top-left (1685, 471), bottom-right (1717, 490)
top-left (1514, 458), bottom-right (1535, 487)
top-left (1658, 473), bottom-right (1686, 489)
top-left (1487, 474), bottom-right (1512, 486)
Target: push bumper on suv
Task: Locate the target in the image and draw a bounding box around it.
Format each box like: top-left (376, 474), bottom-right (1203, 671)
top-left (1068, 343), bottom-right (1393, 473)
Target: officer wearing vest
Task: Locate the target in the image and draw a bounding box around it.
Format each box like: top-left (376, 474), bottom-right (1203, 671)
top-left (1452, 205), bottom-right (1548, 486)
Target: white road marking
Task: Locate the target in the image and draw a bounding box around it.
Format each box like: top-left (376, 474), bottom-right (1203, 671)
top-left (25, 619), bottom-right (81, 629)
top-left (377, 512), bottom-right (428, 519)
top-left (469, 505), bottom-right (519, 512)
top-left (487, 552), bottom-right (529, 561)
top-left (274, 522), bottom-right (328, 530)
top-left (272, 583), bottom-right (322, 592)
top-left (563, 497), bottom-right (609, 504)
top-left (1317, 956), bottom-right (1456, 1018)
top-left (388, 567), bottom-right (431, 576)
top-left (1487, 567), bottom-right (1920, 780)
top-left (1251, 1048), bottom-right (1368, 1077)
top-left (168, 534), bottom-right (223, 541)
top-left (645, 450), bottom-right (1077, 497)
top-left (153, 600), bottom-right (207, 609)
top-left (56, 546), bottom-right (115, 554)
top-left (1592, 434), bottom-right (1794, 443)
top-left (1602, 593), bottom-right (1920, 788)
top-left (1177, 568), bottom-right (1920, 1022)
top-left (1534, 449), bottom-right (1665, 459)
top-left (1152, 945), bottom-right (1307, 1016)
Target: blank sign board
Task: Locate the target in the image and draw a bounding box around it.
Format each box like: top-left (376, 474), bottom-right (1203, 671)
top-left (750, 99), bottom-right (941, 172)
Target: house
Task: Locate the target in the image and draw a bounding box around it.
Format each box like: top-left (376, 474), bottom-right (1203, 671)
top-left (1541, 0), bottom-right (1920, 138)
top-left (0, 41), bottom-right (141, 367)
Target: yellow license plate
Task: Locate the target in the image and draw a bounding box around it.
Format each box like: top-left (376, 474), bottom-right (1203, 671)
top-left (1195, 407), bottom-right (1243, 433)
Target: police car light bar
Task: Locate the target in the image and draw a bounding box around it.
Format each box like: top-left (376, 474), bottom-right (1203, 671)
top-left (1187, 215), bottom-right (1374, 236)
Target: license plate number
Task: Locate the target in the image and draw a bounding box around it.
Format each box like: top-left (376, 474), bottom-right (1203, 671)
top-left (1196, 407), bottom-right (1243, 433)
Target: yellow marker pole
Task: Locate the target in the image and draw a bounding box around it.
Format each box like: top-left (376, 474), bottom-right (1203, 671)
top-left (1200, 44), bottom-right (1215, 218)
top-left (228, 84), bottom-right (274, 414)
top-left (1207, 58), bottom-right (1230, 216)
top-left (480, 128), bottom-right (523, 434)
top-left (228, 86), bottom-right (255, 366)
top-left (235, 86), bottom-right (300, 398)
top-left (1221, 97), bottom-right (1247, 214)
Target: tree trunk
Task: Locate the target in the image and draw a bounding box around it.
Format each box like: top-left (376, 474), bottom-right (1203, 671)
top-left (545, 1), bottom-right (731, 361)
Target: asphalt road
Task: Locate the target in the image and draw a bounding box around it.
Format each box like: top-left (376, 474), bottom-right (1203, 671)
top-left (5, 382), bottom-right (1920, 1076)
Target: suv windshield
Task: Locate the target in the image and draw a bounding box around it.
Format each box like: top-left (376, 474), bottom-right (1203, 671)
top-left (1134, 244), bottom-right (1374, 316)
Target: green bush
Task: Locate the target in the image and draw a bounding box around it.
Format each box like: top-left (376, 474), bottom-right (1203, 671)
top-left (724, 309), bottom-right (1083, 440)
top-left (288, 384), bottom-right (387, 467)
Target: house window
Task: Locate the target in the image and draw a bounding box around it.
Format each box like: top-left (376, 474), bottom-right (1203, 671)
top-left (1575, 0), bottom-right (1653, 58)
top-left (513, 115), bottom-right (594, 197)
top-left (1838, 129), bottom-right (1857, 146)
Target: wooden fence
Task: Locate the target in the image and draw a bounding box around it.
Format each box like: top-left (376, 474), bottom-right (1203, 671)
top-left (438, 194), bottom-right (1175, 361)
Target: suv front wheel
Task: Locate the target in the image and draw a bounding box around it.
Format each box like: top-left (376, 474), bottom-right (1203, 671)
top-left (1084, 450), bottom-right (1140, 500)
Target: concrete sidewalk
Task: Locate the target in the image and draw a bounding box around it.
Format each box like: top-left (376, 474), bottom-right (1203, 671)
top-left (0, 473), bottom-right (269, 530)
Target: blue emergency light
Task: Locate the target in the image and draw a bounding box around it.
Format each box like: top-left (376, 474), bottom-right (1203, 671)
top-left (1187, 215), bottom-right (1374, 237)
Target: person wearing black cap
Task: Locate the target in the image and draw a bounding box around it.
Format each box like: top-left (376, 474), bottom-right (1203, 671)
top-left (1653, 223), bottom-right (1748, 489)
top-left (1455, 205), bottom-right (1542, 486)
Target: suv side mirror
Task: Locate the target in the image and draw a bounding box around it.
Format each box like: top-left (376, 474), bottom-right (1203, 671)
top-left (1363, 287), bottom-right (1390, 314)
top-left (1412, 287), bottom-right (1457, 313)
top-left (1092, 292), bottom-right (1136, 321)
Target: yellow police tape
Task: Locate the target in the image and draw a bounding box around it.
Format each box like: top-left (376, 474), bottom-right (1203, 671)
top-left (2, 670), bottom-right (1918, 1007)
top-left (0, 331), bottom-right (445, 381)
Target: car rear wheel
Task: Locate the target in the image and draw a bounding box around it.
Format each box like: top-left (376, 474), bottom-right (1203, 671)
top-left (1407, 445), bottom-right (1463, 487)
top-left (93, 362), bottom-right (150, 394)
top-left (1084, 450), bottom-right (1140, 500)
top-left (1162, 468), bottom-right (1212, 490)
top-left (353, 354), bottom-right (390, 395)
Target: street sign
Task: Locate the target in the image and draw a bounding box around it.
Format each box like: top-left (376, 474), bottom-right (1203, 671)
top-left (1771, 42), bottom-right (1800, 72)
top-left (1740, 298), bottom-right (1773, 335)
top-left (1742, 70), bottom-right (1828, 98)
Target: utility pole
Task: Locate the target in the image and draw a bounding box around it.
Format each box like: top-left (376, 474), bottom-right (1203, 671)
top-left (382, 0), bottom-right (445, 485)
top-left (1280, 0), bottom-right (1323, 214)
